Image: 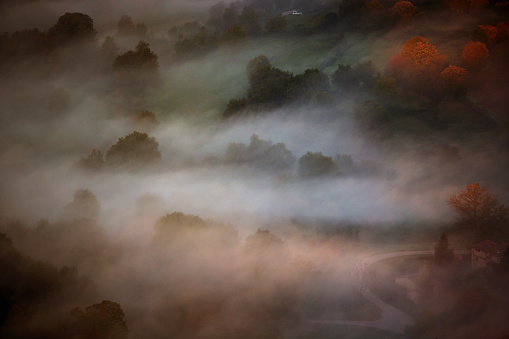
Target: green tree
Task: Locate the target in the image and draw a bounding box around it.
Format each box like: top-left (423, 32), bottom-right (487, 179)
top-left (105, 131), bottom-right (161, 169)
top-left (220, 24), bottom-right (246, 44)
top-left (223, 98), bottom-right (247, 118)
top-left (298, 152), bottom-right (338, 178)
top-left (265, 14), bottom-right (287, 34)
top-left (222, 3), bottom-right (238, 27)
top-left (293, 68), bottom-right (330, 101)
top-left (113, 41), bottom-right (158, 72)
top-left (331, 63), bottom-right (355, 90)
top-left (447, 183), bottom-right (508, 233)
top-left (224, 134), bottom-right (295, 170)
top-left (47, 12), bottom-right (97, 44)
top-left (239, 6), bottom-right (261, 36)
top-left (354, 100), bottom-right (389, 130)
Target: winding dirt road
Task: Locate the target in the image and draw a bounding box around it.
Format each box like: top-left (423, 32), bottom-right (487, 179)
top-left (308, 250), bottom-right (469, 334)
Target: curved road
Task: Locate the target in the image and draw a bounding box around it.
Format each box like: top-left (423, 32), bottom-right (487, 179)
top-left (308, 250), bottom-right (469, 334)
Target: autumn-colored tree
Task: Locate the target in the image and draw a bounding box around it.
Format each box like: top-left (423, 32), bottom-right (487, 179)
top-left (447, 183), bottom-right (508, 232)
top-left (447, 0), bottom-right (468, 12)
top-left (390, 0), bottom-right (417, 26)
top-left (468, 0), bottom-right (489, 9)
top-left (478, 24), bottom-right (498, 41)
top-left (392, 36), bottom-right (447, 91)
top-left (401, 36), bottom-right (447, 75)
top-left (439, 65), bottom-right (468, 95)
top-left (461, 41), bottom-right (489, 70)
top-left (474, 22), bottom-right (509, 45)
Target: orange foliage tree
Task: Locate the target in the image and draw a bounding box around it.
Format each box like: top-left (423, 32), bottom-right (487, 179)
top-left (447, 183), bottom-right (508, 232)
top-left (447, 0), bottom-right (468, 12)
top-left (390, 0), bottom-right (417, 25)
top-left (401, 37), bottom-right (446, 75)
top-left (461, 41), bottom-right (489, 70)
top-left (439, 65), bottom-right (468, 94)
top-left (446, 0), bottom-right (488, 12)
top-left (386, 37), bottom-right (447, 92)
top-left (468, 0), bottom-right (489, 9)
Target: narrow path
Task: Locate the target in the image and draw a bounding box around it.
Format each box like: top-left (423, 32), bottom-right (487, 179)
top-left (308, 250), bottom-right (470, 334)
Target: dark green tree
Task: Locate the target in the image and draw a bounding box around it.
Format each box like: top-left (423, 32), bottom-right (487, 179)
top-left (224, 134), bottom-right (296, 170)
top-left (239, 6), bottom-right (262, 36)
top-left (354, 100), bottom-right (389, 130)
top-left (113, 41), bottom-right (158, 72)
top-left (220, 24), bottom-right (246, 44)
top-left (431, 233), bottom-right (455, 267)
top-left (222, 3), bottom-right (238, 27)
top-left (331, 63), bottom-right (354, 90)
top-left (293, 68), bottom-right (330, 102)
top-left (223, 98), bottom-right (247, 118)
top-left (105, 131), bottom-right (161, 169)
top-left (70, 300), bottom-right (128, 339)
top-left (298, 152), bottom-right (338, 178)
top-left (47, 12), bottom-right (97, 44)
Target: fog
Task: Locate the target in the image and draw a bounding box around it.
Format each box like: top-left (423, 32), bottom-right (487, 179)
top-left (1, 0), bottom-right (509, 338)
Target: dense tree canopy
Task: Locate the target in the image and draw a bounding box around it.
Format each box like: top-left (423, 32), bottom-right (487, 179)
top-left (298, 152), bottom-right (338, 178)
top-left (224, 134), bottom-right (296, 170)
top-left (47, 12), bottom-right (97, 44)
top-left (69, 300), bottom-right (129, 339)
top-left (431, 233), bottom-right (456, 267)
top-left (105, 131), bottom-right (161, 169)
top-left (447, 183), bottom-right (508, 232)
top-left (113, 41), bottom-right (158, 72)
top-left (461, 41), bottom-right (489, 70)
